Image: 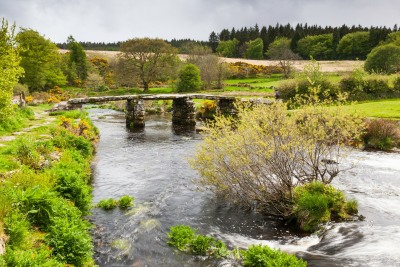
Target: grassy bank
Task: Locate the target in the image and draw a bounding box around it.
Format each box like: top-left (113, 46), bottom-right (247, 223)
top-left (0, 107), bottom-right (98, 266)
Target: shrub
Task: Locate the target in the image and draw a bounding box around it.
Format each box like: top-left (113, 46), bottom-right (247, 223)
top-left (14, 137), bottom-right (41, 169)
top-left (210, 240), bottom-right (229, 258)
top-left (191, 102), bottom-right (364, 218)
top-left (3, 246), bottom-right (63, 267)
top-left (293, 182), bottom-right (358, 232)
top-left (118, 195), bottom-right (134, 209)
top-left (167, 225), bottom-right (196, 251)
top-left (191, 235), bottom-right (215, 255)
top-left (197, 100), bottom-right (217, 120)
top-left (365, 44), bottom-right (400, 74)
top-left (363, 76), bottom-right (390, 95)
top-left (242, 244), bottom-right (307, 267)
top-left (176, 64), bottom-right (202, 92)
top-left (4, 210), bottom-right (30, 249)
top-left (393, 76), bottom-right (400, 93)
top-left (363, 119), bottom-right (400, 150)
top-left (46, 216), bottom-right (92, 266)
top-left (97, 198), bottom-right (118, 210)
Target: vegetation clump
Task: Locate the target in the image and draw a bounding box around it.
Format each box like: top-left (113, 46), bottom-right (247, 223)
top-left (167, 225), bottom-right (305, 265)
top-left (242, 244), bottom-right (307, 267)
top-left (293, 182), bottom-right (358, 232)
top-left (96, 195), bottom-right (135, 210)
top-left (363, 119), bottom-right (400, 150)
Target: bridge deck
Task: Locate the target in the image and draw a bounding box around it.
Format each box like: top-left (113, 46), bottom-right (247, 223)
top-left (67, 94), bottom-right (237, 104)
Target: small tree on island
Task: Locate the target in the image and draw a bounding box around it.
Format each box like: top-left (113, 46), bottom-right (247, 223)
top-left (191, 90), bottom-right (364, 228)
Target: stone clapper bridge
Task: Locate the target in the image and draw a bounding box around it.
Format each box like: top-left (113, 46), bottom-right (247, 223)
top-left (67, 94), bottom-right (272, 128)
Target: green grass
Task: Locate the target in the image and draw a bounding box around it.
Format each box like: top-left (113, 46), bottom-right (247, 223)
top-left (342, 99), bottom-right (400, 119)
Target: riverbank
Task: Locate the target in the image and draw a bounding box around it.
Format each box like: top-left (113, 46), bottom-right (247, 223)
top-left (0, 106), bottom-right (98, 266)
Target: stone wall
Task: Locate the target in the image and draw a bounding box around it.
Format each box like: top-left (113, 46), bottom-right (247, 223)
top-left (126, 99), bottom-right (145, 128)
top-left (172, 98), bottom-right (196, 125)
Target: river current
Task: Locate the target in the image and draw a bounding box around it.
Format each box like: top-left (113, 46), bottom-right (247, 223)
top-left (88, 109), bottom-right (400, 267)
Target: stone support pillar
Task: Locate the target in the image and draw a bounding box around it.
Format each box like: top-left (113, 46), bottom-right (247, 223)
top-left (126, 99), bottom-right (145, 128)
top-left (216, 99), bottom-right (237, 116)
top-left (172, 98), bottom-right (196, 125)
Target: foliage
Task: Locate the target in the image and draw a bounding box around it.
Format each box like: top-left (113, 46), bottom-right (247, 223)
top-left (97, 198), bottom-right (118, 210)
top-left (0, 19), bottom-right (24, 120)
top-left (176, 64), bottom-right (202, 92)
top-left (297, 34), bottom-right (334, 60)
top-left (197, 100), bottom-right (217, 120)
top-left (2, 245), bottom-right (63, 267)
top-left (363, 119), bottom-right (400, 150)
top-left (266, 37), bottom-right (300, 78)
top-left (191, 102), bottom-right (364, 218)
top-left (120, 38), bottom-right (178, 92)
top-left (16, 29), bottom-right (66, 91)
top-left (14, 136), bottom-right (42, 169)
top-left (336, 31), bottom-right (371, 60)
top-left (244, 38), bottom-right (264, 59)
top-left (0, 107), bottom-right (34, 135)
top-left (167, 225), bottom-right (196, 251)
top-left (67, 36), bottom-right (88, 82)
top-left (51, 150), bottom-right (92, 214)
top-left (46, 215), bottom-right (92, 266)
top-left (3, 210), bottom-right (30, 249)
top-left (216, 38), bottom-right (239, 58)
top-left (227, 62), bottom-right (282, 79)
top-left (242, 244), bottom-right (307, 267)
top-left (394, 76), bottom-right (400, 93)
top-left (186, 44), bottom-right (228, 89)
top-left (364, 44), bottom-right (400, 74)
top-left (118, 195), bottom-right (134, 209)
top-left (191, 235), bottom-right (215, 255)
top-left (293, 182), bottom-right (358, 232)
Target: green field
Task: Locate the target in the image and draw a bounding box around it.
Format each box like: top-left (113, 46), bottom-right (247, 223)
top-left (342, 99), bottom-right (400, 119)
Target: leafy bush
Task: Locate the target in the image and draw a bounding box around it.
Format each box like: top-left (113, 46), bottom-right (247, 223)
top-left (4, 210), bottom-right (30, 249)
top-left (14, 137), bottom-right (42, 169)
top-left (191, 102), bottom-right (364, 218)
top-left (393, 76), bottom-right (400, 93)
top-left (46, 216), bottom-right (92, 266)
top-left (51, 127), bottom-right (93, 158)
top-left (97, 198), bottom-right (118, 210)
top-left (363, 76), bottom-right (390, 95)
top-left (363, 119), bottom-right (400, 150)
top-left (176, 63), bottom-right (202, 92)
top-left (242, 244), bottom-right (307, 267)
top-left (191, 235), bottom-right (215, 255)
top-left (293, 182), bottom-right (358, 232)
top-left (3, 246), bottom-right (63, 267)
top-left (365, 44), bottom-right (400, 74)
top-left (210, 240), bottom-right (229, 258)
top-left (167, 225), bottom-right (196, 251)
top-left (118, 195), bottom-right (134, 209)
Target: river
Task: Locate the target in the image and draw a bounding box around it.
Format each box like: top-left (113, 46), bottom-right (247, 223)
top-left (88, 109), bottom-right (400, 267)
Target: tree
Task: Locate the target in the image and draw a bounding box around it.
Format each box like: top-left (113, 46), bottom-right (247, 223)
top-left (0, 19), bottom-right (24, 119)
top-left (176, 64), bottom-right (201, 92)
top-left (190, 101), bottom-right (363, 217)
top-left (297, 34), bottom-right (334, 60)
top-left (364, 44), bottom-right (400, 74)
top-left (67, 36), bottom-right (88, 83)
top-left (17, 29), bottom-right (66, 91)
top-left (266, 37), bottom-right (300, 78)
top-left (216, 38), bottom-right (239, 58)
top-left (186, 44), bottom-right (228, 89)
top-left (336, 31), bottom-right (371, 59)
top-left (208, 31), bottom-right (219, 52)
top-left (244, 38), bottom-right (264, 59)
top-left (120, 38), bottom-right (178, 92)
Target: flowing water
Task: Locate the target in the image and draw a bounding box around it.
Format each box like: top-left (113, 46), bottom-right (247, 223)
top-left (89, 109), bottom-right (400, 267)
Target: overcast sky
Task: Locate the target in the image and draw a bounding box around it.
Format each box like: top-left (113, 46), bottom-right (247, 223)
top-left (1, 0), bottom-right (399, 43)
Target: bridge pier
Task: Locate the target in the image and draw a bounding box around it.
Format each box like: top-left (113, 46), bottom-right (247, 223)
top-left (217, 99), bottom-right (237, 116)
top-left (172, 98), bottom-right (196, 125)
top-left (126, 99), bottom-right (145, 128)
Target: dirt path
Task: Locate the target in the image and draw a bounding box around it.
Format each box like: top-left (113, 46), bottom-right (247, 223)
top-left (0, 112), bottom-right (55, 146)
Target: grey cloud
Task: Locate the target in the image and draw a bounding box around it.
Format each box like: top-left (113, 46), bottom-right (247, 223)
top-left (0, 0), bottom-right (399, 43)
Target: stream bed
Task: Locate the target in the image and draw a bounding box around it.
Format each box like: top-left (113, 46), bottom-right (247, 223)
top-left (89, 109), bottom-right (400, 267)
